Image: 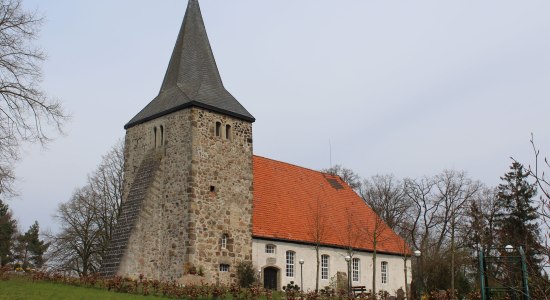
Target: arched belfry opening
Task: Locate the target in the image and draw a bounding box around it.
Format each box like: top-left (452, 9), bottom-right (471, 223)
top-left (153, 127), bottom-right (158, 148)
top-left (225, 124), bottom-right (231, 140)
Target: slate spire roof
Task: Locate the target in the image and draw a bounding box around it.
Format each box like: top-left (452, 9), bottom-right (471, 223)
top-left (125, 0), bottom-right (254, 129)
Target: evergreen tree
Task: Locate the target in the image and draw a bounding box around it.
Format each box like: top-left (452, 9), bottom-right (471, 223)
top-left (25, 221), bottom-right (49, 268)
top-left (496, 162), bottom-right (542, 272)
top-left (0, 199), bottom-right (17, 266)
top-left (14, 221), bottom-right (49, 269)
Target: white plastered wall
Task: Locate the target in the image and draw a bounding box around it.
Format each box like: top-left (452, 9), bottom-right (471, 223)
top-left (252, 238), bottom-right (411, 295)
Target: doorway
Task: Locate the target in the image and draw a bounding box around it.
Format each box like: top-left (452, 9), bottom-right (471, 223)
top-left (263, 267), bottom-right (278, 290)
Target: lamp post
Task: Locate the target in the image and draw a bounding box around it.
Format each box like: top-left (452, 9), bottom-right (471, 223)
top-left (258, 268), bottom-right (262, 284)
top-left (345, 255), bottom-right (351, 297)
top-left (504, 245), bottom-right (515, 299)
top-left (505, 245), bottom-right (513, 254)
top-left (414, 250), bottom-right (422, 300)
top-left (299, 259), bottom-right (304, 292)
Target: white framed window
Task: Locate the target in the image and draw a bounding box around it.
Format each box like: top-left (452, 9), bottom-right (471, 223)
top-left (221, 234), bottom-right (228, 249)
top-left (381, 261), bottom-right (388, 284)
top-left (352, 258), bottom-right (360, 282)
top-left (321, 255), bottom-right (330, 280)
top-left (286, 251), bottom-right (295, 277)
top-left (265, 244), bottom-right (276, 254)
top-left (219, 264), bottom-right (229, 272)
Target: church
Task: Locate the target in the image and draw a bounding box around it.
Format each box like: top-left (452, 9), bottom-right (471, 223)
top-left (100, 0), bottom-right (411, 294)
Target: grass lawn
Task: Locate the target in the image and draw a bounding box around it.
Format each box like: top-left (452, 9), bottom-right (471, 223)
top-left (0, 277), bottom-right (166, 300)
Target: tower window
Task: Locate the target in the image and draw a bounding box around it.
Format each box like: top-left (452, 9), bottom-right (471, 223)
top-left (210, 186), bottom-right (216, 193)
top-left (219, 264), bottom-right (229, 272)
top-left (160, 125), bottom-right (164, 146)
top-left (215, 122), bottom-right (221, 137)
top-left (153, 127), bottom-right (157, 148)
top-left (221, 234), bottom-right (228, 249)
top-left (225, 124), bottom-right (231, 140)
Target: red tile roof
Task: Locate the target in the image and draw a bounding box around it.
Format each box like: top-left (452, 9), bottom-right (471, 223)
top-left (253, 156), bottom-right (409, 255)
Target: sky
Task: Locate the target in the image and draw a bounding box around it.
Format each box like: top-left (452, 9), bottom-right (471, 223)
top-left (8, 0), bottom-right (550, 233)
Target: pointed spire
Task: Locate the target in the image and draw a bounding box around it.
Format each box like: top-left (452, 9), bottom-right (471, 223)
top-left (125, 0), bottom-right (254, 129)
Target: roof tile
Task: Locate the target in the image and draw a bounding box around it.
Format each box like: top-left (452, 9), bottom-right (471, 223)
top-left (253, 156), bottom-right (409, 255)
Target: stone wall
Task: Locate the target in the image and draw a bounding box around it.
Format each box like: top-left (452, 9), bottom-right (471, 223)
top-left (188, 108), bottom-right (254, 284)
top-left (111, 107), bottom-right (253, 283)
top-left (116, 109), bottom-right (193, 281)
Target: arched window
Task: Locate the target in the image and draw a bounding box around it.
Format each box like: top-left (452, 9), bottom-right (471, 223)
top-left (381, 261), bottom-right (388, 284)
top-left (221, 234), bottom-right (228, 249)
top-left (265, 244), bottom-right (276, 254)
top-left (352, 258), bottom-right (360, 282)
top-left (321, 255), bottom-right (330, 280)
top-left (286, 251), bottom-right (295, 277)
top-left (215, 122), bottom-right (221, 137)
top-left (160, 125), bottom-right (164, 146)
top-left (225, 124), bottom-right (231, 140)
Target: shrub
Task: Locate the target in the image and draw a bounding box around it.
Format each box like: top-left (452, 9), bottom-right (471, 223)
top-left (236, 261), bottom-right (257, 288)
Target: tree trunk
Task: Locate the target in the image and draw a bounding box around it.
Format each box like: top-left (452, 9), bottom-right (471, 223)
top-left (404, 257), bottom-right (409, 300)
top-left (372, 238), bottom-right (377, 299)
top-left (451, 214), bottom-right (455, 299)
top-left (316, 245), bottom-right (320, 293)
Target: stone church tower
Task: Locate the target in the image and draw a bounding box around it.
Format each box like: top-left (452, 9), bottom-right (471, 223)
top-left (100, 0), bottom-right (255, 283)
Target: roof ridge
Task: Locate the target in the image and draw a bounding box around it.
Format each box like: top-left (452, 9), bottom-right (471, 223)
top-left (253, 155), bottom-right (338, 177)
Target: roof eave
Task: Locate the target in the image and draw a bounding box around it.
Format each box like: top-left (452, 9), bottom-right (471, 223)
top-left (124, 101), bottom-right (255, 130)
top-left (252, 235), bottom-right (406, 256)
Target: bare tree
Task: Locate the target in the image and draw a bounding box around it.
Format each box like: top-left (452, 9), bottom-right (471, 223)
top-left (360, 174), bottom-right (411, 234)
top-left (402, 171), bottom-right (481, 296)
top-left (361, 214), bottom-right (391, 298)
top-left (0, 0), bottom-right (67, 195)
top-left (402, 176), bottom-right (437, 253)
top-left (520, 135), bottom-right (550, 251)
top-left (49, 186), bottom-right (103, 276)
top-left (88, 140), bottom-right (124, 256)
top-left (307, 184), bottom-right (329, 292)
top-left (339, 208), bottom-right (362, 294)
top-left (399, 239), bottom-right (411, 300)
top-left (514, 134), bottom-right (550, 298)
top-left (49, 141), bottom-right (124, 276)
top-left (434, 170), bottom-right (481, 298)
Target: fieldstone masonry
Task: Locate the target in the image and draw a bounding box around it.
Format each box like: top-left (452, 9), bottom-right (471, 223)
top-left (101, 108), bottom-right (253, 284)
top-left (100, 148), bottom-right (162, 277)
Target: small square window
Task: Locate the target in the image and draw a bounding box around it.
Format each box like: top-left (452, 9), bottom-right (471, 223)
top-left (265, 244), bottom-right (276, 254)
top-left (219, 264), bottom-right (230, 272)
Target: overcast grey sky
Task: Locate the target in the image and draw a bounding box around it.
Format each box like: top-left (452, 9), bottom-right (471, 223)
top-left (10, 0), bottom-right (550, 232)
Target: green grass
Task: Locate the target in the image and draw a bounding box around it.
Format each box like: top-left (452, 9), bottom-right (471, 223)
top-left (0, 277), bottom-right (166, 300)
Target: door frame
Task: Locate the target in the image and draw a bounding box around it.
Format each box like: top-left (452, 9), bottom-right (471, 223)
top-left (262, 266), bottom-right (281, 291)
